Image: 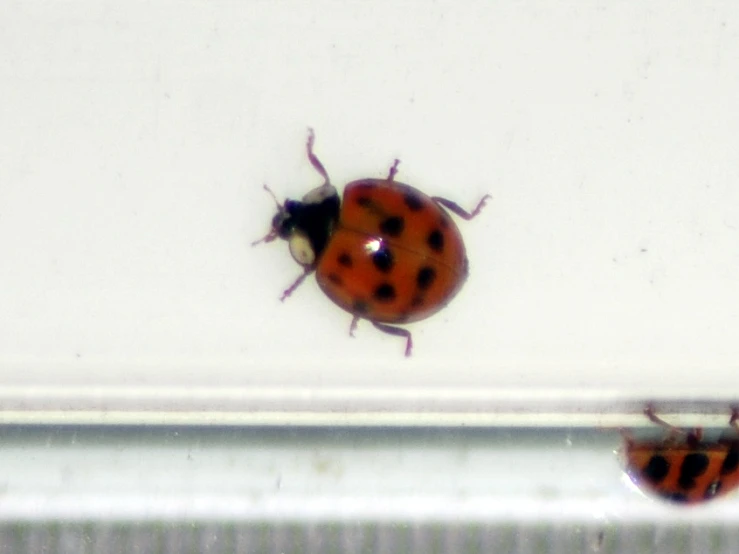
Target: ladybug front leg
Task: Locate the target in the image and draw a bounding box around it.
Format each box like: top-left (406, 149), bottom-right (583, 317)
top-left (432, 194), bottom-right (492, 221)
top-left (306, 128), bottom-right (331, 185)
top-left (371, 322), bottom-right (413, 357)
top-left (644, 405), bottom-right (703, 446)
top-left (280, 267), bottom-right (314, 302)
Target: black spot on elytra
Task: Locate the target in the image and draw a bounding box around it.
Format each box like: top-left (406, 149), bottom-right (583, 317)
top-left (337, 252), bottom-right (353, 268)
top-left (380, 216), bottom-right (405, 237)
top-left (643, 455), bottom-right (670, 484)
top-left (678, 453), bottom-right (709, 489)
top-left (661, 492), bottom-right (689, 503)
top-left (357, 196), bottom-right (372, 207)
top-left (352, 300), bottom-right (369, 314)
top-left (416, 266), bottom-right (436, 290)
top-left (403, 193), bottom-right (424, 211)
top-left (374, 283), bottom-right (396, 302)
top-left (427, 229), bottom-right (445, 252)
top-left (371, 245), bottom-right (394, 273)
top-left (721, 447), bottom-right (739, 474)
top-left (327, 273), bottom-right (342, 286)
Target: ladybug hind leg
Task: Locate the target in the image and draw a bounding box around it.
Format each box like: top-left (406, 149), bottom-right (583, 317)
top-left (372, 321), bottom-right (413, 357)
top-left (432, 194), bottom-right (492, 220)
top-left (347, 317), bottom-right (413, 356)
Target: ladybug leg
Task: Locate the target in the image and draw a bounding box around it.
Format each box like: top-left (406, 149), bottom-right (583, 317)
top-left (279, 267), bottom-right (314, 302)
top-left (251, 228), bottom-right (278, 247)
top-left (644, 405), bottom-right (702, 446)
top-left (643, 404), bottom-right (674, 429)
top-left (306, 128), bottom-right (331, 185)
top-left (718, 409), bottom-right (739, 445)
top-left (432, 194), bottom-right (492, 220)
top-left (371, 322), bottom-right (413, 357)
top-left (386, 159), bottom-right (400, 182)
top-left (349, 315), bottom-right (360, 337)
top-left (730, 408), bottom-right (739, 430)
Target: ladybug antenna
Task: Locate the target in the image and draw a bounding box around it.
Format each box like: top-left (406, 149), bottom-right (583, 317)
top-left (251, 184), bottom-right (283, 247)
top-left (261, 183), bottom-right (282, 210)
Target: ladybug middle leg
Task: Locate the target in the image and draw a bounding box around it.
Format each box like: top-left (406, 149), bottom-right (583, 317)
top-left (280, 267), bottom-right (314, 302)
top-left (432, 194), bottom-right (492, 220)
top-left (371, 322), bottom-right (413, 357)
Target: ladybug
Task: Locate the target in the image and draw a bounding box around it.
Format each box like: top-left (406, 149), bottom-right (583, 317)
top-left (253, 129), bottom-right (490, 356)
top-left (621, 406), bottom-right (739, 504)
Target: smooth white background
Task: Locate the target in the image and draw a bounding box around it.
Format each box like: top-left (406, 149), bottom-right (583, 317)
top-left (1, 2), bottom-right (738, 399)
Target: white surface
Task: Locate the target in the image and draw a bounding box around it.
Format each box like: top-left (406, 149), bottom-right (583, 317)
top-left (1, 3), bottom-right (739, 404)
top-left (1, 428), bottom-right (738, 524)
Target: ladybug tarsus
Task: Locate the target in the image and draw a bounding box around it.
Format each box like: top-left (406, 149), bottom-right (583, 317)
top-left (431, 194), bottom-right (492, 221)
top-left (280, 268), bottom-right (313, 302)
top-left (306, 128), bottom-right (331, 185)
top-left (349, 315), bottom-right (359, 337)
top-left (371, 321), bottom-right (413, 357)
top-left (386, 159), bottom-right (400, 182)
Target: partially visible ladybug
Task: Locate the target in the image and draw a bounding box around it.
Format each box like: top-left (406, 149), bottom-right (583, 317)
top-left (621, 406), bottom-right (739, 504)
top-left (253, 129), bottom-right (490, 356)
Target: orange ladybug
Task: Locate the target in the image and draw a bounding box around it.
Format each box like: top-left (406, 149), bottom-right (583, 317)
top-left (621, 406), bottom-right (739, 504)
top-left (253, 129), bottom-right (490, 356)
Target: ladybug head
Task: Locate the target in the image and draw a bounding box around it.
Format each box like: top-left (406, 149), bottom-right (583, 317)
top-left (253, 184), bottom-right (341, 268)
top-left (270, 199), bottom-right (302, 239)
